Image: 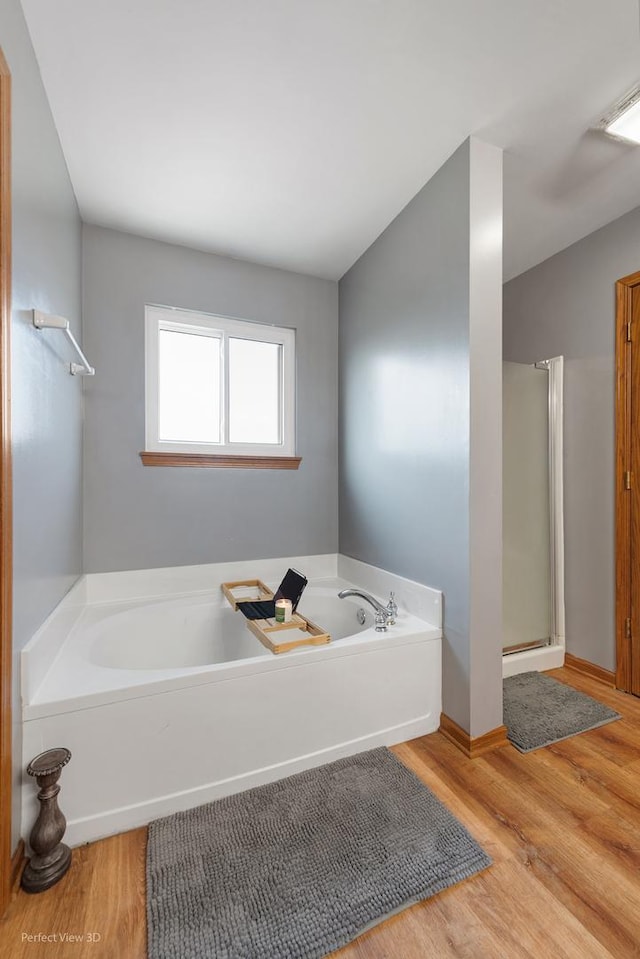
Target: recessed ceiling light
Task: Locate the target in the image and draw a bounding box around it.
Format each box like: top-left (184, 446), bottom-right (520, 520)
top-left (603, 85), bottom-right (640, 144)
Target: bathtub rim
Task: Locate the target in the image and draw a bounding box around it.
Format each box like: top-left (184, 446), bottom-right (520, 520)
top-left (23, 578), bottom-right (441, 722)
top-left (21, 553), bottom-right (443, 708)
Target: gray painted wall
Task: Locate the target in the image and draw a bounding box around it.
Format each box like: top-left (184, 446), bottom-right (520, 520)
top-left (82, 225), bottom-right (338, 572)
top-left (339, 138), bottom-right (503, 736)
top-left (504, 204), bottom-right (640, 672)
top-left (3, 0), bottom-right (83, 848)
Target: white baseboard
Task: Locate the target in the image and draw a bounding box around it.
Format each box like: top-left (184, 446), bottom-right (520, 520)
top-left (64, 713), bottom-right (437, 847)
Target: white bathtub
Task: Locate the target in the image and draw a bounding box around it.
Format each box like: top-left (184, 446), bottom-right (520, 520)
top-left (90, 590), bottom-right (375, 670)
top-left (21, 557), bottom-right (442, 846)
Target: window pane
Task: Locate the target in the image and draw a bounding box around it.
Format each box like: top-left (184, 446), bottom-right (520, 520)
top-left (228, 338), bottom-right (281, 444)
top-left (158, 329), bottom-right (220, 443)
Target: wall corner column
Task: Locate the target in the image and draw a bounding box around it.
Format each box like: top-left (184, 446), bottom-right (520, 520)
top-left (468, 137), bottom-right (504, 738)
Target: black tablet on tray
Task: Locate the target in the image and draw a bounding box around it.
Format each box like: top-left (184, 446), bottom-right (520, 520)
top-left (236, 568), bottom-right (307, 620)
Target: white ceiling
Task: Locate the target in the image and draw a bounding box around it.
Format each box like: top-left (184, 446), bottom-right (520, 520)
top-left (19, 0), bottom-right (640, 281)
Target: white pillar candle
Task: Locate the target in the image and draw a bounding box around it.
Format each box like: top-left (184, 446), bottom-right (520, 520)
top-left (275, 598), bottom-right (293, 623)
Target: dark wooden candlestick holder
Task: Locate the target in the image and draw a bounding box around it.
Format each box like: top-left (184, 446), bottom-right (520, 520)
top-left (21, 747), bottom-right (72, 893)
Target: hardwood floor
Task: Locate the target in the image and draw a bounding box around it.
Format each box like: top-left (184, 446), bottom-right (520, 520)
top-left (1, 668), bottom-right (640, 958)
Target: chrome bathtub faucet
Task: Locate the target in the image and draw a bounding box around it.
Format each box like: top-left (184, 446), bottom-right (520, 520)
top-left (337, 588), bottom-right (396, 632)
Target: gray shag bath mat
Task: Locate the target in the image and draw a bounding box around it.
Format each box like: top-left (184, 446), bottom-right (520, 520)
top-left (503, 671), bottom-right (621, 753)
top-left (146, 747), bottom-right (491, 959)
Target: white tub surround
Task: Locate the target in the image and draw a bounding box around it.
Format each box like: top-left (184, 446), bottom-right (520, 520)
top-left (337, 555), bottom-right (442, 625)
top-left (21, 555), bottom-right (442, 846)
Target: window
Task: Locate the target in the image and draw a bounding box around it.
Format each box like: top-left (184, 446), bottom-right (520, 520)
top-left (143, 305), bottom-right (297, 465)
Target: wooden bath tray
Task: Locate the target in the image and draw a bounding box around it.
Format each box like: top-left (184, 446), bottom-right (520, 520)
top-left (246, 613), bottom-right (330, 655)
top-left (221, 579), bottom-right (274, 610)
top-left (221, 579), bottom-right (331, 654)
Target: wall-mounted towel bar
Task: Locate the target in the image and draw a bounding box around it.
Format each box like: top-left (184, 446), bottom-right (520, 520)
top-left (32, 310), bottom-right (95, 376)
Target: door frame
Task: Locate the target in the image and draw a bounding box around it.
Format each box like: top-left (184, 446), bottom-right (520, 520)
top-left (614, 270), bottom-right (640, 692)
top-left (0, 46), bottom-right (12, 916)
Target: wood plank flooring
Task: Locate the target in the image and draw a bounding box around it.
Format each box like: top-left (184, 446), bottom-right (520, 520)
top-left (2, 668), bottom-right (640, 958)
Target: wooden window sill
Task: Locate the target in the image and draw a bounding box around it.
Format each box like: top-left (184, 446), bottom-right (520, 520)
top-left (139, 452), bottom-right (302, 469)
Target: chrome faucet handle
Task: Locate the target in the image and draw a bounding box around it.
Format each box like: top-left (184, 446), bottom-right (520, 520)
top-left (386, 591), bottom-right (398, 624)
top-left (374, 610), bottom-right (388, 632)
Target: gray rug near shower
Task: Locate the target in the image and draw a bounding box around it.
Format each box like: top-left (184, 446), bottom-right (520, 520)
top-left (503, 671), bottom-right (621, 753)
top-left (146, 748), bottom-right (491, 959)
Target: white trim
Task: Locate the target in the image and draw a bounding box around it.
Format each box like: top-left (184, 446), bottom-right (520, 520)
top-left (144, 304), bottom-right (296, 457)
top-left (537, 355), bottom-right (565, 645)
top-left (548, 355), bottom-right (565, 645)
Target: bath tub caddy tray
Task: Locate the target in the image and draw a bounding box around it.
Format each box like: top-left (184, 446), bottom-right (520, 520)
top-left (221, 579), bottom-right (274, 610)
top-left (221, 579), bottom-right (331, 654)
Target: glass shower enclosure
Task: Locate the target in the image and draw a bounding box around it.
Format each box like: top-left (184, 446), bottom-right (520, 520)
top-left (503, 357), bottom-right (565, 657)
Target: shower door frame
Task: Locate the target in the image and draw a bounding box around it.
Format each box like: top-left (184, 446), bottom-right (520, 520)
top-left (536, 356), bottom-right (566, 649)
top-left (503, 355), bottom-right (565, 672)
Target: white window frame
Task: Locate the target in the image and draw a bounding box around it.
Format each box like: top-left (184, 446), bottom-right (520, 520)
top-left (145, 305), bottom-right (296, 457)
